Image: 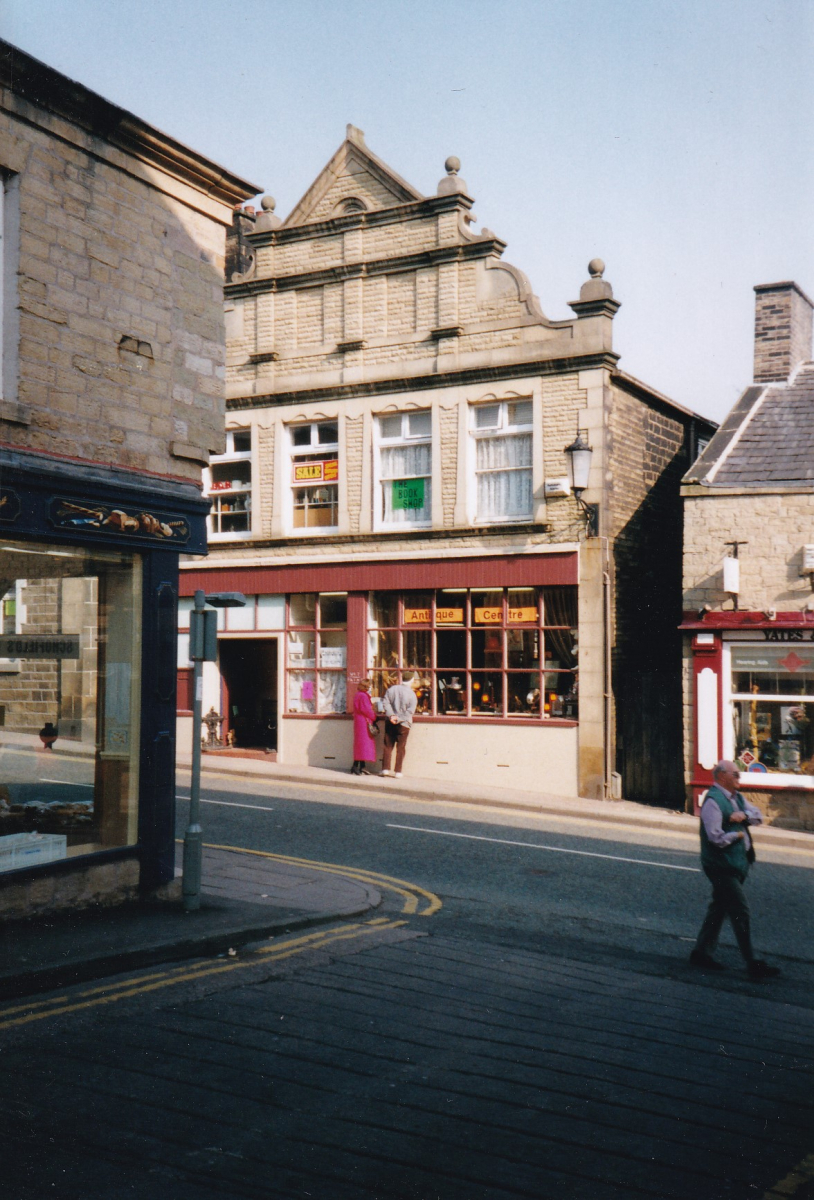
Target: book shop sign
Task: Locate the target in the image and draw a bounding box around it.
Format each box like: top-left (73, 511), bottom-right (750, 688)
top-left (392, 479), bottom-right (425, 510)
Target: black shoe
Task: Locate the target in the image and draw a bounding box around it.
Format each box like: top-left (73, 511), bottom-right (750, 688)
top-left (689, 949), bottom-right (726, 971)
top-left (747, 959), bottom-right (780, 981)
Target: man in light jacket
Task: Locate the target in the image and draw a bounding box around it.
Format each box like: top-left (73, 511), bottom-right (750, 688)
top-left (381, 673), bottom-right (417, 778)
top-left (690, 760), bottom-right (779, 980)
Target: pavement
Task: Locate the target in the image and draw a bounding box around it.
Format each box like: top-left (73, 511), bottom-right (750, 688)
top-left (0, 844), bottom-right (381, 1002)
top-left (1, 746), bottom-right (812, 1003)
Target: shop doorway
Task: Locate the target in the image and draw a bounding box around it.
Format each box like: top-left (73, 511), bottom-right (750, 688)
top-left (219, 638), bottom-right (278, 751)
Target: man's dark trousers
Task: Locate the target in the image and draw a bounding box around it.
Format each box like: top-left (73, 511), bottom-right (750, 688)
top-left (382, 723), bottom-right (410, 773)
top-left (694, 866), bottom-right (755, 962)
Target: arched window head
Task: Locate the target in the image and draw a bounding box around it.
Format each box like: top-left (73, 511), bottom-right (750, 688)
top-left (338, 197), bottom-right (367, 215)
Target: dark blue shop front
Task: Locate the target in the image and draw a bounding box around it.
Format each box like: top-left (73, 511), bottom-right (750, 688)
top-left (0, 447), bottom-right (208, 911)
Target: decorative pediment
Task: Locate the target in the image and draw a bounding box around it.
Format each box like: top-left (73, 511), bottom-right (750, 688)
top-left (284, 126), bottom-right (423, 227)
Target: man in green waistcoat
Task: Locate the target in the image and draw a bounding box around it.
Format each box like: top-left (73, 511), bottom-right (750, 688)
top-left (690, 760), bottom-right (780, 980)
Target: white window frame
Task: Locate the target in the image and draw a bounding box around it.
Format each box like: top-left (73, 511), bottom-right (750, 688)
top-left (287, 420), bottom-right (339, 534)
top-left (470, 399), bottom-right (534, 525)
top-left (723, 639), bottom-right (814, 789)
top-left (205, 428), bottom-right (253, 541)
top-left (375, 410), bottom-right (432, 530)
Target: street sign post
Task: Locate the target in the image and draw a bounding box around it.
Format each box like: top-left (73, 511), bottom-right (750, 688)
top-left (182, 589), bottom-right (246, 912)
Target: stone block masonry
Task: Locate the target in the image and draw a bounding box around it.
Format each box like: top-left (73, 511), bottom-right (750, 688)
top-left (753, 282), bottom-right (813, 384)
top-left (684, 491), bottom-right (814, 613)
top-left (0, 92), bottom-right (254, 478)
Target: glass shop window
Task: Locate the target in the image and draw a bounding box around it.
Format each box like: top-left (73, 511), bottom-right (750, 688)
top-left (0, 541), bottom-right (142, 873)
top-left (207, 428), bottom-right (253, 539)
top-left (286, 592), bottom-right (347, 714)
top-left (730, 644), bottom-right (814, 777)
top-left (366, 586), bottom-right (578, 719)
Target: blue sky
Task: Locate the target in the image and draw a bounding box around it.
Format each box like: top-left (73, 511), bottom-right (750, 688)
top-left (5, 0), bottom-right (812, 422)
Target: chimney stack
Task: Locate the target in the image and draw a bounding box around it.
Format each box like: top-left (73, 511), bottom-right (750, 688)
top-left (753, 281), bottom-right (813, 383)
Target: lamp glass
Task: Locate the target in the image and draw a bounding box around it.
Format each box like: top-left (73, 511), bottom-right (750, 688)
top-left (565, 434), bottom-right (593, 493)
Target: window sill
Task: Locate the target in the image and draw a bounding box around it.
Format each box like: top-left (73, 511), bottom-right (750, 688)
top-left (282, 712), bottom-right (578, 726)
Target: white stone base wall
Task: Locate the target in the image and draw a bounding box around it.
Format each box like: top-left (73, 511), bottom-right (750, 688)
top-left (281, 716), bottom-right (579, 796)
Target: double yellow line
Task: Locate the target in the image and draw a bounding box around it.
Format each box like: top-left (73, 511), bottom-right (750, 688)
top-left (204, 842), bottom-right (443, 917)
top-left (0, 916), bottom-right (405, 1032)
top-left (0, 847), bottom-right (441, 1032)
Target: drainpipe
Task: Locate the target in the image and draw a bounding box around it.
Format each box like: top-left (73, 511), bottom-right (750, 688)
top-left (603, 563), bottom-right (612, 800)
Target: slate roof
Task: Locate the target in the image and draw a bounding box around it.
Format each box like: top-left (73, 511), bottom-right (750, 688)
top-left (684, 361), bottom-right (814, 488)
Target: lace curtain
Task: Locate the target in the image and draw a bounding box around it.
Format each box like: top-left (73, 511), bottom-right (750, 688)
top-left (476, 433), bottom-right (532, 519)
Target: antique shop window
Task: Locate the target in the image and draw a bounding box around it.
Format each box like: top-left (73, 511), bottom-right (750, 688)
top-left (367, 587), bottom-right (577, 719)
top-left (286, 592), bottom-right (347, 714)
top-left (376, 410), bottom-right (432, 526)
top-left (0, 541), bottom-right (142, 873)
top-left (289, 421), bottom-right (339, 530)
top-left (207, 428), bottom-right (253, 539)
top-left (728, 643), bottom-right (814, 779)
top-left (471, 400), bottom-right (533, 523)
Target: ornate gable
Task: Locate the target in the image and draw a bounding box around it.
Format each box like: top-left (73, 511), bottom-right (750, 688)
top-left (283, 125), bottom-right (423, 227)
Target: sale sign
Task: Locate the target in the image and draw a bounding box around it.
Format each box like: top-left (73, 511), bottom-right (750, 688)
top-left (293, 459), bottom-right (338, 484)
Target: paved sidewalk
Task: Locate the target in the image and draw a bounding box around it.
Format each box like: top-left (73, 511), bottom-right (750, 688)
top-left (180, 750), bottom-right (814, 853)
top-left (0, 845), bottom-right (380, 1002)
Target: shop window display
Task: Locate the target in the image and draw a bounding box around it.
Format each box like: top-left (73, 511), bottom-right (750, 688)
top-left (206, 428), bottom-right (252, 538)
top-left (289, 421), bottom-right (339, 530)
top-left (0, 541), bottom-right (141, 874)
top-left (286, 592), bottom-right (347, 714)
top-left (367, 586), bottom-right (577, 718)
top-left (730, 645), bottom-right (814, 777)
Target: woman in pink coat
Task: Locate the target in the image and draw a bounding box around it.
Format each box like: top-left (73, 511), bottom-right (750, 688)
top-left (351, 679), bottom-right (378, 775)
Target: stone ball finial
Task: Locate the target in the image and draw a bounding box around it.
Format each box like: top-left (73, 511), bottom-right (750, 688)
top-left (254, 195), bottom-right (283, 232)
top-left (437, 155), bottom-right (468, 197)
top-left (588, 258), bottom-right (605, 278)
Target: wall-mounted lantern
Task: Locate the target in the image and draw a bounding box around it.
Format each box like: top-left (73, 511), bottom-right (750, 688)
top-left (564, 430), bottom-right (598, 536)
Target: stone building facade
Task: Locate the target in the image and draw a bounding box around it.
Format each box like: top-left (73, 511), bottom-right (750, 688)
top-left (0, 40), bottom-right (258, 915)
top-left (682, 281), bottom-right (814, 828)
top-left (179, 127), bottom-right (714, 805)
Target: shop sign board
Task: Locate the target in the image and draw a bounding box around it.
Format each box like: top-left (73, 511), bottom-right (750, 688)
top-left (0, 635), bottom-right (80, 659)
top-left (0, 489), bottom-right (21, 522)
top-left (392, 478), bottom-right (425, 511)
top-left (404, 608), bottom-right (431, 625)
top-left (293, 460), bottom-right (339, 484)
top-left (474, 607), bottom-right (503, 624)
top-left (436, 608), bottom-right (464, 625)
top-left (51, 499), bottom-right (190, 543)
top-left (508, 607), bottom-right (538, 624)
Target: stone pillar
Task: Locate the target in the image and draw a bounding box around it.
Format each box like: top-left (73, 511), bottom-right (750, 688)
top-left (578, 538), bottom-right (608, 799)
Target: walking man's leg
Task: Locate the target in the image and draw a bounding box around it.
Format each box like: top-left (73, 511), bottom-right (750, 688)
top-left (715, 872), bottom-right (755, 964)
top-left (394, 724), bottom-right (410, 775)
top-left (382, 723), bottom-right (395, 774)
top-left (694, 870), bottom-right (728, 959)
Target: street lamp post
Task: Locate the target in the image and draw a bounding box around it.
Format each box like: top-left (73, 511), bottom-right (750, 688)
top-left (182, 589), bottom-right (245, 912)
